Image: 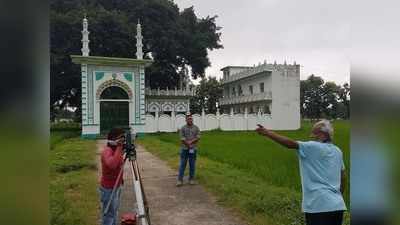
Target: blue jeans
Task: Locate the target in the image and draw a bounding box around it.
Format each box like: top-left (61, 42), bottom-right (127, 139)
top-left (178, 148), bottom-right (197, 181)
top-left (99, 186), bottom-right (122, 225)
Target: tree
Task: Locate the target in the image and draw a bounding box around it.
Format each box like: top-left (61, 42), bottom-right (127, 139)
top-left (300, 75), bottom-right (350, 119)
top-left (50, 0), bottom-right (223, 120)
top-left (178, 7), bottom-right (223, 79)
top-left (322, 81), bottom-right (340, 119)
top-left (338, 83), bottom-right (350, 118)
top-left (190, 77), bottom-right (223, 114)
top-left (300, 74), bottom-right (325, 119)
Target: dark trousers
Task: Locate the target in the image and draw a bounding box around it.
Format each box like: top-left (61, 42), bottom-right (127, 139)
top-left (305, 210), bottom-right (344, 225)
top-left (178, 149), bottom-right (197, 181)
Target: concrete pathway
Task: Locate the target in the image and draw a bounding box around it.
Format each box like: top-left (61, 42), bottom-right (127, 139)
top-left (97, 141), bottom-right (246, 225)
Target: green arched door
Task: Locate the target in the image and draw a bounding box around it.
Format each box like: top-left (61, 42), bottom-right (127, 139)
top-left (100, 86), bottom-right (130, 134)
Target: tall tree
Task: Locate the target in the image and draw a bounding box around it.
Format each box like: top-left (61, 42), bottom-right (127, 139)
top-left (300, 74), bottom-right (325, 119)
top-left (178, 7), bottom-right (222, 79)
top-left (50, 0), bottom-right (223, 120)
top-left (190, 77), bottom-right (223, 114)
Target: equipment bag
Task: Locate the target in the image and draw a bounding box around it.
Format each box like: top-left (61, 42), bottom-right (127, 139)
top-left (121, 212), bottom-right (137, 225)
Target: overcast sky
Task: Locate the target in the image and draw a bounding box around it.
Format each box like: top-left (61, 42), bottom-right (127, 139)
top-left (173, 0), bottom-right (350, 85)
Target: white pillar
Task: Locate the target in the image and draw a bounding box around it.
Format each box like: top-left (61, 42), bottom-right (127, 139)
top-left (155, 110), bottom-right (159, 132)
top-left (244, 107), bottom-right (248, 130)
top-left (186, 99), bottom-right (190, 114)
top-left (216, 107), bottom-right (221, 130)
top-left (81, 17), bottom-right (90, 56)
top-left (136, 21), bottom-right (143, 59)
top-left (201, 108), bottom-right (206, 130)
top-left (171, 109), bottom-right (176, 131)
top-left (257, 108), bottom-right (262, 128)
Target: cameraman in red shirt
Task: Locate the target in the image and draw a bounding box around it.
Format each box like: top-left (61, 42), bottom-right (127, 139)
top-left (99, 128), bottom-right (125, 225)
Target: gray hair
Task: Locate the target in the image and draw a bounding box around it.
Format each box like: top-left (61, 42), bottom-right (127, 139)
top-left (314, 119), bottom-right (334, 140)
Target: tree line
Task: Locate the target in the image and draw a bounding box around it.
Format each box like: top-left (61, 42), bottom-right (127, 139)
top-left (300, 75), bottom-right (349, 120)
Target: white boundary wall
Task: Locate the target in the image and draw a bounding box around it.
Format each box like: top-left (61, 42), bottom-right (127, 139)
top-left (142, 110), bottom-right (298, 133)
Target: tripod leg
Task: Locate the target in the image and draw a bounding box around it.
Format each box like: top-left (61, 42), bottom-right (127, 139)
top-left (130, 160), bottom-right (148, 225)
top-left (134, 160), bottom-right (152, 225)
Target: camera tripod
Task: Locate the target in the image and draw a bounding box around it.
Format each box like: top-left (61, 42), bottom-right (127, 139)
top-left (103, 131), bottom-right (151, 225)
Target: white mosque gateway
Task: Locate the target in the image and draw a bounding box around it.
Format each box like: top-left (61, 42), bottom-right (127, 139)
top-left (71, 17), bottom-right (193, 138)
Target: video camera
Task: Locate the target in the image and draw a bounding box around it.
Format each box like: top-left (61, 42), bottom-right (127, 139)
top-left (123, 128), bottom-right (136, 160)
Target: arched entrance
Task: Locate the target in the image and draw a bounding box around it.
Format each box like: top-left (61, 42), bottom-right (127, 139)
top-left (100, 86), bottom-right (130, 134)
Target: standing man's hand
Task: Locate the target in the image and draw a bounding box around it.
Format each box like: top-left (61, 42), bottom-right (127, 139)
top-left (187, 140), bottom-right (193, 149)
top-left (184, 140), bottom-right (191, 149)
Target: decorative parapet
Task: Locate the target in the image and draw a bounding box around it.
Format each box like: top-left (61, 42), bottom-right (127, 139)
top-left (147, 100), bottom-right (189, 112)
top-left (145, 88), bottom-right (195, 97)
top-left (221, 62), bottom-right (299, 84)
top-left (71, 55), bottom-right (153, 67)
top-left (218, 91), bottom-right (272, 106)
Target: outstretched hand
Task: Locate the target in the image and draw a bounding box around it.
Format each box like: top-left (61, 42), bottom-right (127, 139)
top-left (255, 124), bottom-right (299, 149)
top-left (255, 124), bottom-right (268, 135)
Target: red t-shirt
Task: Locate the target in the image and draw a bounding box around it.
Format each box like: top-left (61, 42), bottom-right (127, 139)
top-left (101, 145), bottom-right (124, 189)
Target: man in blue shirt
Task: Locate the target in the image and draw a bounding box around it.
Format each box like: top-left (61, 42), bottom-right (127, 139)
top-left (256, 120), bottom-right (347, 225)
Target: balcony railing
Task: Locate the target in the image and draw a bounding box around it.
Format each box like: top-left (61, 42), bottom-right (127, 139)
top-left (219, 91), bottom-right (272, 105)
top-left (145, 88), bottom-right (195, 97)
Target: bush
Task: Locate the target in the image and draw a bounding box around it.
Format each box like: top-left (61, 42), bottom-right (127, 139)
top-left (51, 121), bottom-right (81, 132)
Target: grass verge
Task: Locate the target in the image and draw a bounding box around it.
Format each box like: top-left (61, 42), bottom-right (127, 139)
top-left (50, 131), bottom-right (99, 225)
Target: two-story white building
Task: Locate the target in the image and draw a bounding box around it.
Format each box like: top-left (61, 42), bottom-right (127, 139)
top-left (219, 61), bottom-right (301, 130)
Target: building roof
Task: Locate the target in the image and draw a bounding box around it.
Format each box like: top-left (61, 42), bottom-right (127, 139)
top-left (71, 55), bottom-right (153, 67)
top-left (221, 67), bottom-right (272, 85)
top-left (220, 66), bottom-right (252, 71)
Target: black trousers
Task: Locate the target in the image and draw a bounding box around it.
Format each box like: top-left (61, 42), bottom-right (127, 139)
top-left (305, 210), bottom-right (344, 225)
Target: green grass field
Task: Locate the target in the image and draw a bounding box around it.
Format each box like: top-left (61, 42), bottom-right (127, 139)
top-left (50, 131), bottom-right (99, 225)
top-left (138, 120), bottom-right (350, 225)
